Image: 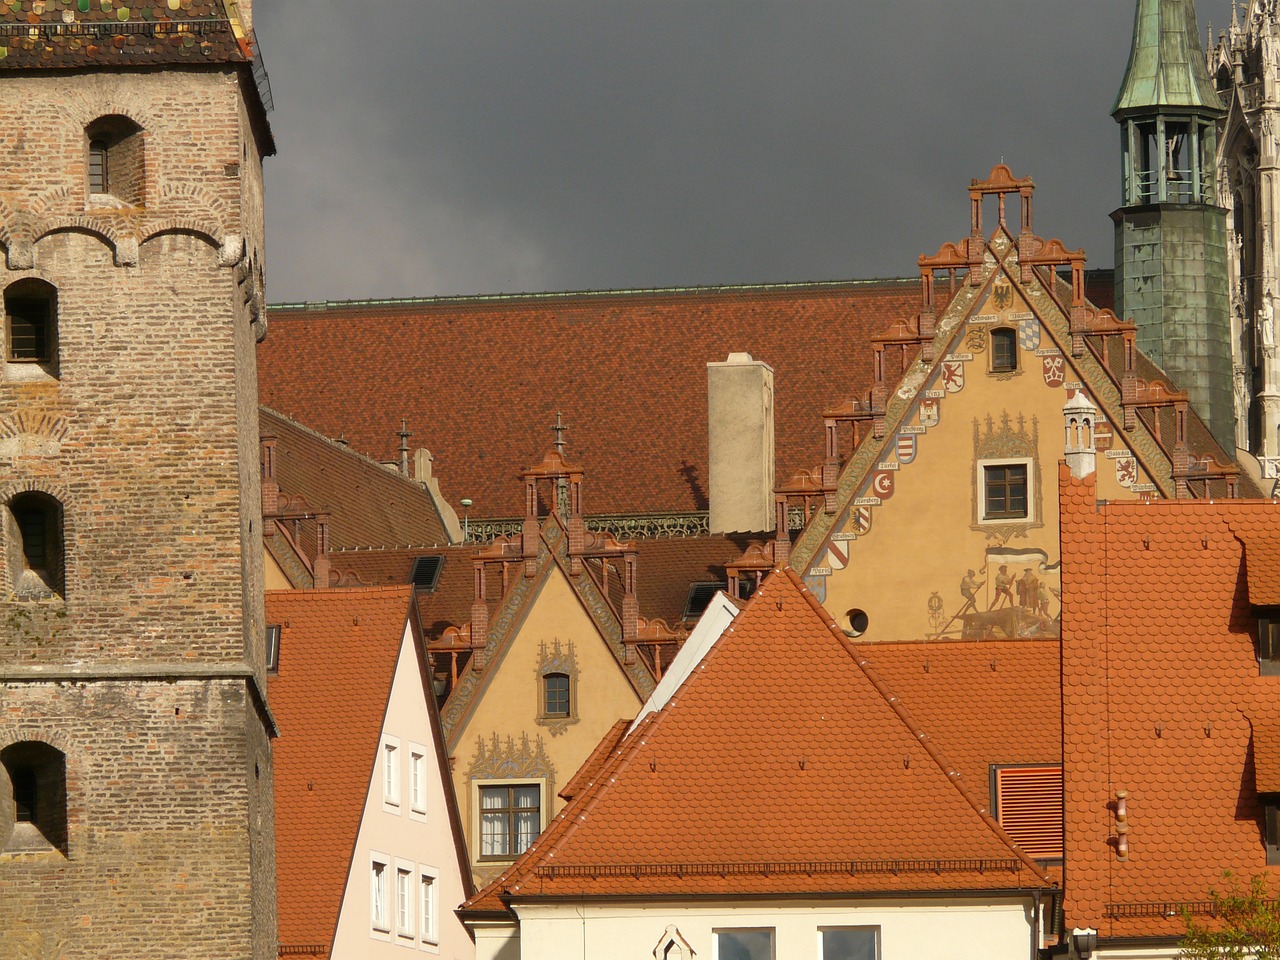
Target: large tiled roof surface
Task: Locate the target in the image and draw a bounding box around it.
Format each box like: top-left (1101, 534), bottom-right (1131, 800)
top-left (267, 586), bottom-right (414, 954)
top-left (470, 567), bottom-right (1051, 904)
top-left (259, 282), bottom-right (926, 518)
top-left (0, 3), bottom-right (245, 68)
top-left (262, 407), bottom-right (451, 554)
top-left (868, 637), bottom-right (1061, 797)
top-left (1060, 468), bottom-right (1280, 940)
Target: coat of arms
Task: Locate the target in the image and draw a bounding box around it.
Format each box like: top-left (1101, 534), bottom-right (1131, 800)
top-left (855, 506), bottom-right (873, 534)
top-left (871, 470), bottom-right (895, 500)
top-left (1018, 315), bottom-right (1041, 351)
top-left (1115, 456), bottom-right (1138, 488)
top-left (920, 398), bottom-right (940, 428)
top-left (1043, 355), bottom-right (1065, 387)
top-left (992, 278), bottom-right (1014, 311)
top-left (896, 434), bottom-right (917, 464)
top-left (941, 361), bottom-right (965, 393)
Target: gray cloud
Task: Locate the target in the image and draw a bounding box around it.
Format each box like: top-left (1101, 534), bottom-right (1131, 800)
top-left (254, 0), bottom-right (1238, 303)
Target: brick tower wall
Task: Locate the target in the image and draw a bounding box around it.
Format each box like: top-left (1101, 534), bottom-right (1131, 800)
top-left (0, 68), bottom-right (275, 960)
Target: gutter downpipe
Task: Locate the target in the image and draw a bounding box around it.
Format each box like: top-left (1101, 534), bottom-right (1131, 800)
top-left (1032, 888), bottom-right (1043, 960)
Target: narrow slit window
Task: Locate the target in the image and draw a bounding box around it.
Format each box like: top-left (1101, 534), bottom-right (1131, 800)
top-left (88, 138), bottom-right (109, 194)
top-left (5, 280), bottom-right (58, 370)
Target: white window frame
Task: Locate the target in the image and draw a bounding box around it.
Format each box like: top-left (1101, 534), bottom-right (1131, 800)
top-left (409, 742), bottom-right (428, 819)
top-left (472, 777), bottom-right (548, 863)
top-left (382, 735), bottom-right (401, 812)
top-left (977, 456), bottom-right (1035, 524)
top-left (370, 852), bottom-right (391, 938)
top-left (713, 927), bottom-right (775, 960)
top-left (819, 925), bottom-right (881, 960)
top-left (418, 866), bottom-right (439, 947)
top-left (395, 860), bottom-right (415, 941)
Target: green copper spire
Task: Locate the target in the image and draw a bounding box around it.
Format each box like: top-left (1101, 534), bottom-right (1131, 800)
top-left (1113, 0), bottom-right (1223, 119)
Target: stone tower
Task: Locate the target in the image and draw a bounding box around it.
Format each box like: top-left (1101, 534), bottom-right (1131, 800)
top-left (0, 3), bottom-right (276, 959)
top-left (1113, 0), bottom-right (1235, 453)
top-left (1212, 2), bottom-right (1280, 480)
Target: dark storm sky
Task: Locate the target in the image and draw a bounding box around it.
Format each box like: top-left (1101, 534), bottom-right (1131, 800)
top-left (251, 1), bottom-right (1238, 304)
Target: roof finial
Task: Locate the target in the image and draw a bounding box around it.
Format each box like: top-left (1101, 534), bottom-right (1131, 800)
top-left (397, 418), bottom-right (411, 476)
top-left (552, 411), bottom-right (567, 455)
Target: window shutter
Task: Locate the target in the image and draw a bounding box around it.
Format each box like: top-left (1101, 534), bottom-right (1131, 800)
top-left (996, 765), bottom-right (1062, 859)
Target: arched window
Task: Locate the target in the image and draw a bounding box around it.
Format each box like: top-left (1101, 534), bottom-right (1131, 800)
top-left (4, 279), bottom-right (58, 373)
top-left (6, 491), bottom-right (65, 599)
top-left (991, 327), bottom-right (1018, 373)
top-left (2, 741), bottom-right (67, 855)
top-left (543, 673), bottom-right (570, 718)
top-left (85, 115), bottom-right (145, 206)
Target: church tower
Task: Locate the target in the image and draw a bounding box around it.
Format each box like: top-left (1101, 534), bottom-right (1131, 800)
top-left (1113, 0), bottom-right (1235, 453)
top-left (0, 3), bottom-right (276, 958)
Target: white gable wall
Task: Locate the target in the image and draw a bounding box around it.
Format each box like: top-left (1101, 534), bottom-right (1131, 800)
top-left (332, 621), bottom-right (474, 960)
top-left (509, 898), bottom-right (1040, 960)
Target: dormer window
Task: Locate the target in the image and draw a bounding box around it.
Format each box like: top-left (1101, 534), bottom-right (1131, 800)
top-left (85, 116), bottom-right (145, 207)
top-left (991, 327), bottom-right (1018, 373)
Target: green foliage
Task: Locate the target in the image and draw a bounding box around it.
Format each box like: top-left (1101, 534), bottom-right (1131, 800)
top-left (1180, 873), bottom-right (1280, 960)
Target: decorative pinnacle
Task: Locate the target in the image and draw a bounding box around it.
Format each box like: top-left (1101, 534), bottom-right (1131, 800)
top-left (552, 411), bottom-right (567, 455)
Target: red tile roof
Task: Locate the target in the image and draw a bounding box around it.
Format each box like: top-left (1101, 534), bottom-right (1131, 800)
top-left (1060, 465), bottom-right (1280, 941)
top-left (0, 4), bottom-right (247, 68)
top-left (466, 567), bottom-right (1052, 909)
top-left (259, 281), bottom-right (925, 518)
top-left (267, 586), bottom-right (415, 955)
top-left (867, 636), bottom-right (1061, 802)
top-left (262, 407), bottom-right (452, 556)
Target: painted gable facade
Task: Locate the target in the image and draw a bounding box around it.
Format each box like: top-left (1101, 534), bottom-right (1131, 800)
top-left (438, 447), bottom-right (655, 884)
top-left (791, 166), bottom-right (1245, 642)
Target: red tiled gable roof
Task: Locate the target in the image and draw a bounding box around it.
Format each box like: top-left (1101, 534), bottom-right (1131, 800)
top-left (1060, 466), bottom-right (1280, 941)
top-left (260, 281), bottom-right (927, 519)
top-left (267, 586), bottom-right (415, 955)
top-left (467, 567), bottom-right (1052, 907)
top-left (868, 636), bottom-right (1061, 801)
top-left (0, 3), bottom-right (247, 68)
top-left (262, 407), bottom-right (451, 555)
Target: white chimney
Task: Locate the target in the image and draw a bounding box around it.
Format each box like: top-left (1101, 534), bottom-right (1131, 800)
top-left (708, 353), bottom-right (775, 533)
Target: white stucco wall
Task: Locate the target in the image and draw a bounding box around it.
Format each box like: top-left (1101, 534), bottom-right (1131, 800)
top-left (331, 622), bottom-right (475, 960)
top-left (508, 897), bottom-right (1040, 960)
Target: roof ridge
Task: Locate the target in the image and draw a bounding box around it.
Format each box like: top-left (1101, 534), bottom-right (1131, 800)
top-left (784, 567), bottom-right (1054, 885)
top-left (266, 584), bottom-right (414, 599)
top-left (268, 277), bottom-right (921, 313)
top-left (260, 405), bottom-right (444, 498)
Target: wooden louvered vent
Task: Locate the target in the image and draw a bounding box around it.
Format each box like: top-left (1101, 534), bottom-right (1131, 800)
top-left (996, 765), bottom-right (1063, 859)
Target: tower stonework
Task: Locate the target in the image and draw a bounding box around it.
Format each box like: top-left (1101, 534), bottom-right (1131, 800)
top-left (0, 4), bottom-right (276, 959)
top-left (1213, 1), bottom-right (1280, 480)
top-left (1113, 0), bottom-right (1235, 453)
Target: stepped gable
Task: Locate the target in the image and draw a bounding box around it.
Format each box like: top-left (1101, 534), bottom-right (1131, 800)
top-left (266, 586), bottom-right (417, 956)
top-left (1060, 466), bottom-right (1280, 942)
top-left (260, 281), bottom-right (924, 518)
top-left (868, 636), bottom-right (1061, 794)
top-left (261, 407), bottom-right (451, 560)
top-left (465, 567), bottom-right (1053, 908)
top-left (0, 1), bottom-right (249, 68)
